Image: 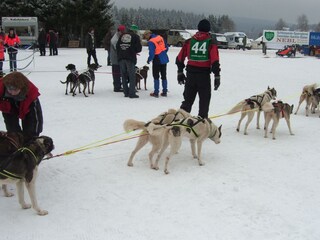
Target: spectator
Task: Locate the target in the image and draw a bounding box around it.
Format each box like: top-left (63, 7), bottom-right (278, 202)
top-left (176, 19), bottom-right (221, 119)
top-left (110, 25), bottom-right (125, 92)
top-left (85, 27), bottom-right (101, 67)
top-left (116, 24), bottom-right (142, 98)
top-left (145, 30), bottom-right (169, 97)
top-left (38, 27), bottom-right (47, 56)
top-left (47, 29), bottom-right (57, 56)
top-left (4, 28), bottom-right (20, 72)
top-left (54, 30), bottom-right (59, 55)
top-left (0, 71), bottom-right (43, 140)
top-left (0, 27), bottom-right (5, 76)
top-left (104, 27), bottom-right (113, 66)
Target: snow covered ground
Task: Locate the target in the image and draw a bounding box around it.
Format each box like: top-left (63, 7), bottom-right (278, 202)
top-left (1, 46), bottom-right (320, 240)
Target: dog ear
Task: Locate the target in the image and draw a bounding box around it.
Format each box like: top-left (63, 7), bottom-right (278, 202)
top-left (218, 125), bottom-right (222, 138)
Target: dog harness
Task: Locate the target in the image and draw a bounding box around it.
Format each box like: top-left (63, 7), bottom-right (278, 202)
top-left (246, 90), bottom-right (274, 110)
top-left (169, 117), bottom-right (206, 138)
top-left (0, 131), bottom-right (20, 150)
top-left (0, 147), bottom-right (38, 180)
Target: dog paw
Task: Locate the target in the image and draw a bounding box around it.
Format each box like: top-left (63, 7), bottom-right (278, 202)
top-left (199, 162), bottom-right (205, 166)
top-left (4, 192), bottom-right (14, 197)
top-left (164, 169), bottom-right (170, 174)
top-left (21, 203), bottom-right (32, 209)
top-left (127, 163), bottom-right (133, 167)
top-left (37, 209), bottom-right (48, 216)
top-left (152, 166), bottom-right (159, 170)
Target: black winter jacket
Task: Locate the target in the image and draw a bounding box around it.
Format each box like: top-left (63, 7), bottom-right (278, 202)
top-left (116, 31), bottom-right (142, 64)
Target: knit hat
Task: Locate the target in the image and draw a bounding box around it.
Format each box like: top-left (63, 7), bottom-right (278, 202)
top-left (130, 24), bottom-right (139, 31)
top-left (197, 19), bottom-right (211, 32)
top-left (118, 25), bottom-right (125, 32)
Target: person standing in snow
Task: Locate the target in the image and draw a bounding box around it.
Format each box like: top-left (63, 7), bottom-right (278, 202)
top-left (176, 19), bottom-right (221, 119)
top-left (110, 25), bottom-right (125, 92)
top-left (4, 28), bottom-right (20, 72)
top-left (85, 27), bottom-right (101, 67)
top-left (116, 24), bottom-right (142, 98)
top-left (145, 30), bottom-right (169, 98)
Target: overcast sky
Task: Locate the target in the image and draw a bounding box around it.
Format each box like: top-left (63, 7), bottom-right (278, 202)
top-left (113, 0), bottom-right (319, 24)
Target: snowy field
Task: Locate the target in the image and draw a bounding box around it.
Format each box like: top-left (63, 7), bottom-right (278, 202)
top-left (1, 46), bottom-right (320, 240)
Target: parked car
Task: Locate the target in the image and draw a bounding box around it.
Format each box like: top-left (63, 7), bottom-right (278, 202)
top-left (211, 33), bottom-right (228, 49)
top-left (167, 29), bottom-right (192, 47)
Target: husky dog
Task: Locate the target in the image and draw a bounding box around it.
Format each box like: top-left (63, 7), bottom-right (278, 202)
top-left (262, 101), bottom-right (294, 139)
top-left (123, 108), bottom-right (190, 168)
top-left (0, 136), bottom-right (54, 215)
top-left (294, 83), bottom-right (318, 116)
top-left (149, 117), bottom-right (222, 174)
top-left (60, 64), bottom-right (79, 95)
top-left (228, 87), bottom-right (277, 135)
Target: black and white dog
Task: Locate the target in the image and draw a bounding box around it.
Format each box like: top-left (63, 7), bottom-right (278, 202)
top-left (74, 63), bottom-right (99, 97)
top-left (60, 64), bottom-right (79, 95)
top-left (0, 136), bottom-right (54, 215)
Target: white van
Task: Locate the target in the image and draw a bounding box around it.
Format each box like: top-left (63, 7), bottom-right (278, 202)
top-left (224, 32), bottom-right (251, 49)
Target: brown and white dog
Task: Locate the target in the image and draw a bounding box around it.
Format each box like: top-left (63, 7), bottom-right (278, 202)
top-left (149, 117), bottom-right (222, 174)
top-left (294, 83), bottom-right (318, 116)
top-left (0, 136), bottom-right (54, 215)
top-left (228, 87), bottom-right (277, 135)
top-left (135, 65), bottom-right (149, 90)
top-left (123, 108), bottom-right (190, 168)
top-left (262, 101), bottom-right (294, 140)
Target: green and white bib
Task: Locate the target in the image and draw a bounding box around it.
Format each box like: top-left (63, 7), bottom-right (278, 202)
top-left (189, 38), bottom-right (210, 61)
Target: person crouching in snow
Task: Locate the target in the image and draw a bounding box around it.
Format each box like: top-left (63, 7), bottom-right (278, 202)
top-left (0, 71), bottom-right (43, 141)
top-left (145, 30), bottom-right (169, 97)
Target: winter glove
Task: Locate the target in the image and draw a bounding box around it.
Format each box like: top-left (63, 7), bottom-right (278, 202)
top-left (214, 76), bottom-right (220, 90)
top-left (177, 72), bottom-right (186, 85)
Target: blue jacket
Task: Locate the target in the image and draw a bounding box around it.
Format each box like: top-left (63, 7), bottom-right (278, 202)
top-left (147, 34), bottom-right (169, 65)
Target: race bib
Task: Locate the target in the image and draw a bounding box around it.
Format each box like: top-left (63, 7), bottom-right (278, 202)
top-left (190, 38), bottom-right (210, 61)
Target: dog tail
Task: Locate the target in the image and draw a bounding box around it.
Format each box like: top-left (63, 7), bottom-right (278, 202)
top-left (123, 119), bottom-right (147, 132)
top-left (227, 100), bottom-right (246, 114)
top-left (60, 80), bottom-right (67, 84)
top-left (262, 102), bottom-right (274, 112)
top-left (146, 123), bottom-right (167, 135)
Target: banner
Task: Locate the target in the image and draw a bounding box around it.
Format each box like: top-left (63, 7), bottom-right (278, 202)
top-left (309, 32), bottom-right (320, 46)
top-left (262, 30), bottom-right (310, 49)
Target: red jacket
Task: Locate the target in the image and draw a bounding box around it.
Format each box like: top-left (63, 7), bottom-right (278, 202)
top-left (0, 80), bottom-right (40, 119)
top-left (0, 33), bottom-right (5, 60)
top-left (176, 32), bottom-right (220, 75)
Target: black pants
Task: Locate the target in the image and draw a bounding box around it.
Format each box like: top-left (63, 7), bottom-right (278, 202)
top-left (112, 64), bottom-right (122, 90)
top-left (180, 72), bottom-right (211, 118)
top-left (39, 43), bottom-right (46, 56)
top-left (87, 49), bottom-right (99, 66)
top-left (2, 99), bottom-right (43, 138)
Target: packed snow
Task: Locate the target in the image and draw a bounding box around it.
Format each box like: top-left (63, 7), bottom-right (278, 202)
top-left (1, 46), bottom-right (319, 240)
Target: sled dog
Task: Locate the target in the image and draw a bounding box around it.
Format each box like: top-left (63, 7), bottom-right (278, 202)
top-left (0, 136), bottom-right (54, 215)
top-left (0, 131), bottom-right (25, 197)
top-left (294, 83), bottom-right (318, 116)
top-left (73, 63), bottom-right (99, 97)
top-left (60, 64), bottom-right (79, 95)
top-left (228, 87), bottom-right (277, 135)
top-left (123, 108), bottom-right (190, 168)
top-left (262, 101), bottom-right (294, 139)
top-left (150, 117), bottom-right (222, 174)
top-left (135, 65), bottom-right (149, 90)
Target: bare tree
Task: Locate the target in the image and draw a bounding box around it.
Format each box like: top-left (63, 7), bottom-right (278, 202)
top-left (297, 14), bottom-right (309, 31)
top-left (275, 18), bottom-right (287, 30)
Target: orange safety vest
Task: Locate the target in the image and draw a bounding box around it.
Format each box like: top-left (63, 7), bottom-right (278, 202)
top-left (149, 35), bottom-right (166, 55)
